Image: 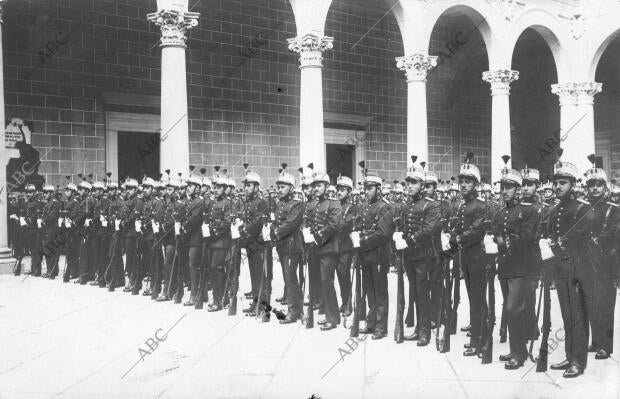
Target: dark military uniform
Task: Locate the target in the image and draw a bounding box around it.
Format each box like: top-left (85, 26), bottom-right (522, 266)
top-left (148, 192), bottom-right (167, 298)
top-left (308, 193), bottom-right (342, 326)
top-left (62, 194), bottom-right (82, 281)
top-left (240, 192), bottom-right (269, 306)
top-left (357, 196), bottom-right (394, 336)
top-left (92, 193), bottom-right (111, 286)
top-left (451, 191), bottom-right (486, 349)
top-left (492, 199), bottom-right (539, 363)
top-left (40, 194), bottom-right (61, 278)
top-left (304, 195), bottom-right (321, 307)
top-left (401, 193), bottom-right (441, 339)
top-left (337, 197), bottom-right (357, 312)
top-left (204, 195), bottom-right (232, 308)
top-left (583, 197), bottom-right (620, 355)
top-left (183, 192), bottom-right (205, 305)
top-left (273, 194), bottom-right (305, 319)
top-left (105, 192), bottom-right (125, 290)
top-left (171, 196), bottom-right (189, 302)
top-left (25, 195), bottom-right (43, 276)
top-left (545, 196), bottom-right (590, 370)
top-left (120, 193), bottom-right (141, 288)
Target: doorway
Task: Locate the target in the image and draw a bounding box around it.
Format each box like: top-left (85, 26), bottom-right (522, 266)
top-left (326, 144), bottom-right (355, 185)
top-left (118, 131), bottom-right (160, 180)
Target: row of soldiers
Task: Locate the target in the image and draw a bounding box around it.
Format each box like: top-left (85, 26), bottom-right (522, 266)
top-left (7, 152), bottom-right (619, 379)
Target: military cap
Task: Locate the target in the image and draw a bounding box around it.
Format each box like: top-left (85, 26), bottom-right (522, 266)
top-left (458, 152), bottom-right (480, 183)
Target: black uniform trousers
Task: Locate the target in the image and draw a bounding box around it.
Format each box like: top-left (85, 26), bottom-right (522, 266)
top-left (429, 257), bottom-right (444, 325)
top-left (207, 247), bottom-right (228, 305)
top-left (41, 235), bottom-right (60, 277)
top-left (29, 228), bottom-right (42, 275)
top-left (96, 231), bottom-right (112, 284)
top-left (362, 261), bottom-right (389, 334)
top-left (280, 251), bottom-right (302, 318)
top-left (336, 251), bottom-right (352, 311)
top-left (174, 244), bottom-right (189, 301)
top-left (149, 240), bottom-right (164, 298)
top-left (254, 244), bottom-right (272, 304)
top-left (404, 257), bottom-right (435, 333)
top-left (591, 253), bottom-right (616, 353)
top-left (79, 233), bottom-right (96, 283)
top-left (248, 243), bottom-right (263, 300)
top-left (107, 232), bottom-right (125, 288)
top-left (462, 252), bottom-right (487, 348)
top-left (187, 245), bottom-right (203, 302)
top-left (64, 230), bottom-right (81, 280)
top-left (553, 253), bottom-right (593, 369)
top-left (308, 247), bottom-right (322, 306)
top-left (503, 276), bottom-right (538, 361)
top-left (320, 254), bottom-right (340, 325)
top-left (123, 237), bottom-right (137, 282)
top-left (162, 243), bottom-right (177, 298)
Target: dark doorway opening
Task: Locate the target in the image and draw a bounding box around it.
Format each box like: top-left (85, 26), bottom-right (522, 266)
top-left (118, 131), bottom-right (160, 180)
top-left (326, 144), bottom-right (354, 185)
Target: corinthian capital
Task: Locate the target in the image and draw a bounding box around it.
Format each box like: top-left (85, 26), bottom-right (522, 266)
top-left (147, 9), bottom-right (200, 48)
top-left (395, 54), bottom-right (438, 82)
top-left (482, 70), bottom-right (519, 95)
top-left (551, 82), bottom-right (602, 106)
top-left (287, 34), bottom-right (334, 68)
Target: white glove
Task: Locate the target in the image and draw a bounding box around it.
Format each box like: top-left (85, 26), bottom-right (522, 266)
top-left (302, 227), bottom-right (315, 244)
top-left (483, 234), bottom-right (498, 254)
top-left (174, 221), bottom-right (181, 236)
top-left (269, 212), bottom-right (275, 222)
top-left (350, 231), bottom-right (361, 248)
top-left (441, 232), bottom-right (451, 251)
top-left (58, 218), bottom-right (64, 228)
top-left (134, 220), bottom-right (141, 233)
top-left (202, 223), bottom-right (211, 237)
top-left (539, 238), bottom-right (554, 260)
top-left (19, 216), bottom-right (27, 226)
top-left (37, 218), bottom-right (42, 229)
top-left (152, 221), bottom-right (160, 234)
top-left (262, 223), bottom-right (272, 242)
top-left (9, 214), bottom-right (18, 221)
top-left (392, 231), bottom-right (404, 243)
top-left (65, 219), bottom-right (72, 228)
top-left (395, 238), bottom-right (408, 250)
top-left (114, 219), bottom-right (120, 231)
top-left (99, 215), bottom-right (106, 224)
top-left (85, 218), bottom-right (91, 227)
top-left (101, 218), bottom-right (108, 227)
top-left (231, 223), bottom-right (240, 239)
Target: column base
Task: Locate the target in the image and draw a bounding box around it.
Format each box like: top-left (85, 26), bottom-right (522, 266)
top-left (0, 255), bottom-right (17, 275)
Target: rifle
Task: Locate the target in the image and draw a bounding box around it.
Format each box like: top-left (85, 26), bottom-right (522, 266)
top-left (394, 248), bottom-right (405, 343)
top-left (480, 263), bottom-right (495, 364)
top-left (528, 278), bottom-right (544, 361)
top-left (536, 272), bottom-right (551, 372)
top-left (348, 248), bottom-right (361, 337)
top-left (301, 247), bottom-right (313, 328)
top-left (449, 254), bottom-right (461, 335)
top-left (435, 257), bottom-right (452, 352)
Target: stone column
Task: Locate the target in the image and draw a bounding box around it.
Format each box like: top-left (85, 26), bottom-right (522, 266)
top-left (551, 82), bottom-right (601, 174)
top-left (0, 2), bottom-right (10, 261)
top-left (147, 9), bottom-right (199, 175)
top-left (483, 69), bottom-right (519, 183)
top-left (395, 53), bottom-right (437, 168)
top-left (288, 33), bottom-right (333, 172)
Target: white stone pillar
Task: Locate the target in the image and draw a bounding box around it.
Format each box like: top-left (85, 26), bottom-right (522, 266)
top-left (551, 82), bottom-right (601, 174)
top-left (0, 3), bottom-right (10, 260)
top-left (482, 69), bottom-right (519, 183)
top-left (147, 9), bottom-right (199, 175)
top-left (395, 54), bottom-right (437, 168)
top-left (288, 34), bottom-right (333, 172)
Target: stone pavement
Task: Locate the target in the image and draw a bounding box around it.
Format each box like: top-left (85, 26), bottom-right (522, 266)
top-left (0, 256), bottom-right (619, 399)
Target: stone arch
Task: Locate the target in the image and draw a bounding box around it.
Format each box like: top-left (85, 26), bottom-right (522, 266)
top-left (505, 9), bottom-right (568, 81)
top-left (587, 27), bottom-right (620, 81)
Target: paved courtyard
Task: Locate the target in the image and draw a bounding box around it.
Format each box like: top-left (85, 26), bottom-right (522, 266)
top-left (0, 256), bottom-right (619, 399)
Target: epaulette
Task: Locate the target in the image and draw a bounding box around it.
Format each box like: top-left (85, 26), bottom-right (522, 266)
top-left (382, 197), bottom-right (391, 204)
top-left (292, 198), bottom-right (301, 201)
top-left (520, 202), bottom-right (532, 206)
top-left (607, 201), bottom-right (619, 207)
top-left (577, 198), bottom-right (590, 205)
top-left (425, 197), bottom-right (435, 202)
